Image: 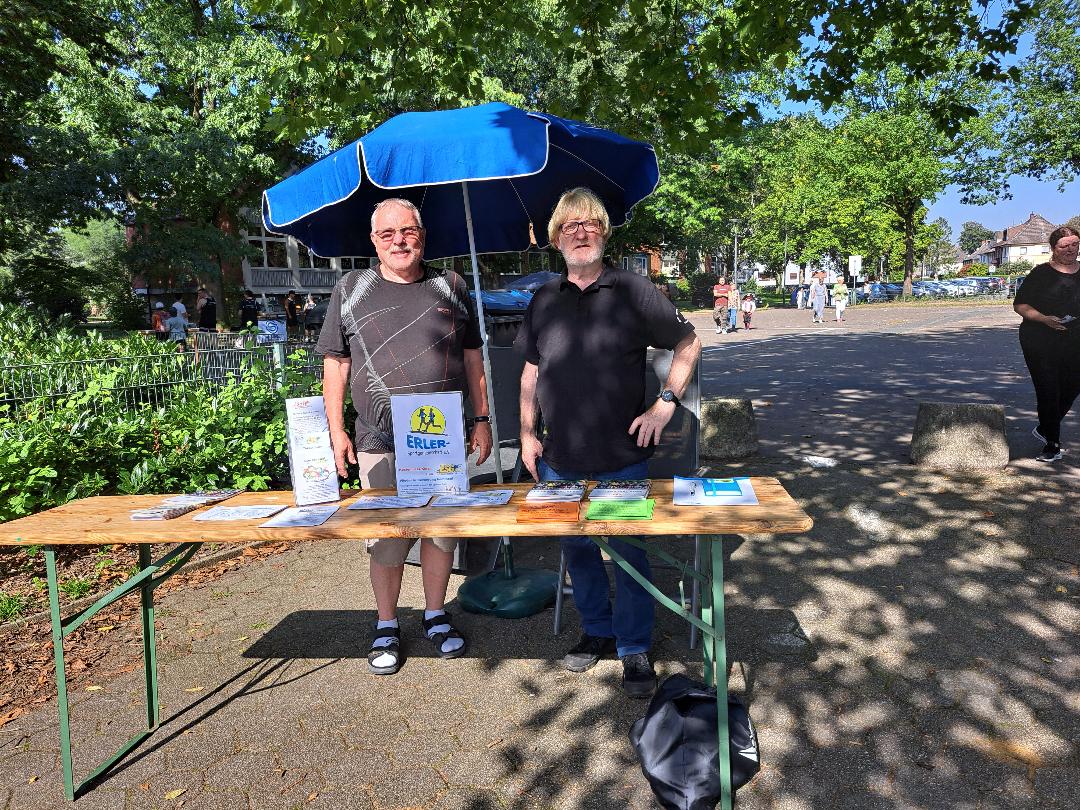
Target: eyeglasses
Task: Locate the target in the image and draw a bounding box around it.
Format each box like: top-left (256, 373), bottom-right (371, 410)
top-left (373, 225), bottom-right (423, 243)
top-left (559, 219), bottom-right (602, 236)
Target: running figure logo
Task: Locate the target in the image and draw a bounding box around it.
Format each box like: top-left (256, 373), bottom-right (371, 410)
top-left (409, 405), bottom-right (446, 434)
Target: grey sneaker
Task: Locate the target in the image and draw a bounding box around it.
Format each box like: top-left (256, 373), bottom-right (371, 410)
top-left (561, 633), bottom-right (616, 672)
top-left (620, 652), bottom-right (657, 698)
top-left (1035, 443), bottom-right (1064, 463)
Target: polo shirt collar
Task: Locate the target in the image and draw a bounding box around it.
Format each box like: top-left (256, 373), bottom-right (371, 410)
top-left (558, 263), bottom-right (619, 293)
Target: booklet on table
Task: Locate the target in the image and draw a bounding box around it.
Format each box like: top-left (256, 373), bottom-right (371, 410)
top-left (192, 504), bottom-right (288, 521)
top-left (130, 489), bottom-right (243, 520)
top-left (259, 505), bottom-right (339, 528)
top-left (525, 480), bottom-right (588, 502)
top-left (348, 494), bottom-right (432, 510)
top-left (587, 480), bottom-right (651, 500)
top-left (430, 490), bottom-right (514, 507)
top-left (585, 499), bottom-right (655, 520)
top-left (672, 476), bottom-right (758, 506)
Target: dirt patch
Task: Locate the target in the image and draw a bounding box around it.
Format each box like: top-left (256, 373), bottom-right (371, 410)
top-left (0, 542), bottom-right (294, 729)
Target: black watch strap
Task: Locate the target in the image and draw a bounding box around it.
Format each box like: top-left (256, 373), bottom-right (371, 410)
top-left (471, 415), bottom-right (490, 423)
top-left (659, 389), bottom-right (681, 407)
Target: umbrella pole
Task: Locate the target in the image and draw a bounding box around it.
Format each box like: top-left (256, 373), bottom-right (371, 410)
top-left (461, 181), bottom-right (504, 486)
top-left (461, 182), bottom-right (516, 577)
top-left (456, 182), bottom-right (558, 620)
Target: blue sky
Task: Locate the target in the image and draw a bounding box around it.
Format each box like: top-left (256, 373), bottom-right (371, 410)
top-left (927, 177), bottom-right (1079, 240)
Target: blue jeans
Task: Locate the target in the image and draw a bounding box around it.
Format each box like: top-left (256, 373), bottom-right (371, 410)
top-left (728, 306), bottom-right (738, 329)
top-left (539, 458), bottom-right (654, 656)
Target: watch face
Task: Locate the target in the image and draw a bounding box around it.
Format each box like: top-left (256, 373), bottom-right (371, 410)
top-left (661, 391), bottom-right (675, 402)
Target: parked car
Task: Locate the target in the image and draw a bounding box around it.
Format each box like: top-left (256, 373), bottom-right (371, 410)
top-left (857, 283), bottom-right (889, 303)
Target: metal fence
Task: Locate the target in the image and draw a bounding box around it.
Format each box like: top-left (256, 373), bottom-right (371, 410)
top-left (0, 332), bottom-right (323, 417)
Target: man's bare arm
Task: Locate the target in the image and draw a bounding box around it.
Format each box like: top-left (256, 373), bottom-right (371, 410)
top-left (323, 354), bottom-right (357, 476)
top-left (463, 348), bottom-right (492, 464)
top-left (518, 361), bottom-right (543, 480)
top-left (628, 331), bottom-right (702, 447)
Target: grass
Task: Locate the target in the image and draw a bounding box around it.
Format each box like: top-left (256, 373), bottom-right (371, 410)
top-left (58, 577), bottom-right (94, 600)
top-left (0, 592), bottom-right (28, 622)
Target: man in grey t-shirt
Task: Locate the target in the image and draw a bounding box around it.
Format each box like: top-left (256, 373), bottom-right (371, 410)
top-left (317, 198), bottom-right (492, 676)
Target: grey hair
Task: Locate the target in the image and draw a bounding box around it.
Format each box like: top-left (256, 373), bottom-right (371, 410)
top-left (371, 198), bottom-right (424, 231)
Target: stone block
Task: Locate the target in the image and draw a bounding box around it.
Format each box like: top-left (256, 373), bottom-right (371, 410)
top-left (909, 402), bottom-right (1009, 469)
top-left (699, 397), bottom-right (758, 459)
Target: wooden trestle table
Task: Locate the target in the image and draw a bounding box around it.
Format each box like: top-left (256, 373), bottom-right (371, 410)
top-left (0, 479), bottom-right (812, 808)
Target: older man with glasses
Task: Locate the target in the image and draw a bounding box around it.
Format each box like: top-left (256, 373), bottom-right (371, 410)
top-left (515, 187), bottom-right (702, 697)
top-left (316, 197), bottom-right (493, 675)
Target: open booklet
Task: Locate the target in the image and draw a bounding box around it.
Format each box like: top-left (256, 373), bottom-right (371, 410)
top-left (672, 476), bottom-right (758, 506)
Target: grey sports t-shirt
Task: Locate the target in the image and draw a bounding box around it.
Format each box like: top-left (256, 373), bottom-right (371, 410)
top-left (316, 263), bottom-right (482, 452)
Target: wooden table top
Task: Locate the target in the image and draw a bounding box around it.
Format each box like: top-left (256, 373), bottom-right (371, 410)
top-left (0, 480), bottom-right (812, 547)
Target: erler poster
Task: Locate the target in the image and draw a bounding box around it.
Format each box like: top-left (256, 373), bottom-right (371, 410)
top-left (285, 396), bottom-right (341, 506)
top-left (390, 392), bottom-right (468, 496)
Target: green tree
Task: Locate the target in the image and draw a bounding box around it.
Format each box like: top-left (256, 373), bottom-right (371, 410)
top-left (959, 221), bottom-right (995, 253)
top-left (258, 0), bottom-right (1035, 151)
top-left (1005, 0), bottom-right (1080, 183)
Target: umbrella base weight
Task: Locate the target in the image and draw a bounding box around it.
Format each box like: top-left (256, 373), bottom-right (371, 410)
top-left (458, 569), bottom-right (559, 618)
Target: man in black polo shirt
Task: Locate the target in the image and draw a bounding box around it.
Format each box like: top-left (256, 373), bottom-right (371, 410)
top-left (516, 187), bottom-right (701, 697)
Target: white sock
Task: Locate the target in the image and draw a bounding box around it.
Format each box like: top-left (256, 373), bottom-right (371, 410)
top-left (371, 618), bottom-right (398, 669)
top-left (424, 609), bottom-right (463, 655)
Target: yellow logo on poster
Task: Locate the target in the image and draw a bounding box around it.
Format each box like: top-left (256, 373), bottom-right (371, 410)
top-left (409, 405), bottom-right (446, 434)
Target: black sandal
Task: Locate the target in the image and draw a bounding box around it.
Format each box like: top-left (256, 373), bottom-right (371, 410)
top-left (423, 612), bottom-right (466, 659)
top-left (367, 625), bottom-right (402, 675)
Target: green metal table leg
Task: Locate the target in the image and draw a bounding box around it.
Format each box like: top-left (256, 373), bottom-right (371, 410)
top-left (709, 536), bottom-right (733, 810)
top-left (43, 541), bottom-right (201, 799)
top-left (139, 545), bottom-right (159, 730)
top-left (45, 550), bottom-right (76, 801)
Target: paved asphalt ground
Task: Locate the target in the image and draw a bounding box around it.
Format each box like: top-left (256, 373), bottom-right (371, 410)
top-left (1, 300), bottom-right (1078, 809)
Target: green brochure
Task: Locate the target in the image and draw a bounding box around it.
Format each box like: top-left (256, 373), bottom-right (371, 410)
top-left (586, 499), bottom-right (655, 520)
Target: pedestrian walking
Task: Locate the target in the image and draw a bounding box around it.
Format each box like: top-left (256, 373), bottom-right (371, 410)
top-left (808, 278), bottom-right (827, 323)
top-left (711, 275), bottom-right (734, 334)
top-left (727, 280), bottom-right (740, 332)
top-left (239, 289), bottom-right (259, 329)
top-left (196, 287), bottom-right (217, 331)
top-left (165, 305), bottom-right (189, 352)
top-left (151, 301), bottom-right (169, 340)
top-left (1013, 225), bottom-right (1080, 463)
top-left (796, 285), bottom-right (806, 310)
top-left (302, 293), bottom-right (318, 340)
top-left (833, 279), bottom-right (849, 323)
top-left (741, 293), bottom-right (756, 330)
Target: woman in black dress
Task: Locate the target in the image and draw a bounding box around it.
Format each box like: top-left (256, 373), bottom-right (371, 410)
top-left (1013, 225), bottom-right (1080, 462)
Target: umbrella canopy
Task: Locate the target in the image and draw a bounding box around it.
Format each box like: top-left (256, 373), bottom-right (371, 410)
top-left (261, 102), bottom-right (659, 259)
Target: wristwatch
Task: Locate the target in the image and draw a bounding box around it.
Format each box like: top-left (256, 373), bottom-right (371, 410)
top-left (471, 415), bottom-right (491, 424)
top-left (658, 389), bottom-right (681, 407)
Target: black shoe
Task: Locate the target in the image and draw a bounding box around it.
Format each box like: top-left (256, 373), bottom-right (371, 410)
top-left (620, 653), bottom-right (656, 698)
top-left (1035, 443), bottom-right (1064, 463)
top-left (561, 633), bottom-right (616, 672)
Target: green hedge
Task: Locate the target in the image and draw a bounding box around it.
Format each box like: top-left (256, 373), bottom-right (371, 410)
top-left (0, 309), bottom-right (313, 523)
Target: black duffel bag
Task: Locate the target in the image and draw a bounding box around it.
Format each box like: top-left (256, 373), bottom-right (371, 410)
top-left (629, 674), bottom-right (761, 810)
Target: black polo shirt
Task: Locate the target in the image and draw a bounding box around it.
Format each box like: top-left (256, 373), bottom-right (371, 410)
top-left (515, 265), bottom-right (695, 475)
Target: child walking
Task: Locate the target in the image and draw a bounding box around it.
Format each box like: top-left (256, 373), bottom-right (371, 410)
top-left (741, 293), bottom-right (756, 330)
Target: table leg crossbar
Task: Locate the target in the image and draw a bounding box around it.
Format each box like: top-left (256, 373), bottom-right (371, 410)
top-left (590, 534), bottom-right (734, 810)
top-left (45, 542), bottom-right (203, 800)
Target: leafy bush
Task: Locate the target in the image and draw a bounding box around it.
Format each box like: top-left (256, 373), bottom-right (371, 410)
top-left (674, 277), bottom-right (691, 300)
top-left (0, 309), bottom-right (315, 523)
top-left (686, 272), bottom-right (717, 307)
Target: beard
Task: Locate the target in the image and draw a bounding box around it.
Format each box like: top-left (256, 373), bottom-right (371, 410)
top-left (561, 242), bottom-right (604, 270)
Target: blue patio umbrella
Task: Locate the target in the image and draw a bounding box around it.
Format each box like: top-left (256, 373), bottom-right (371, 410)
top-left (263, 103), bottom-right (659, 614)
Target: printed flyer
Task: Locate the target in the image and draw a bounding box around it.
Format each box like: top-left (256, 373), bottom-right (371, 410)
top-left (390, 392), bottom-right (468, 496)
top-left (285, 396), bottom-right (341, 506)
